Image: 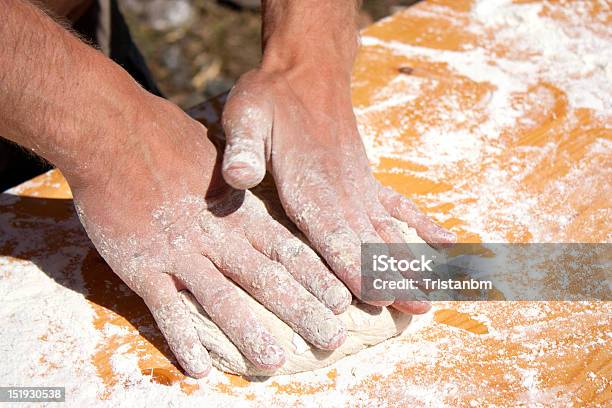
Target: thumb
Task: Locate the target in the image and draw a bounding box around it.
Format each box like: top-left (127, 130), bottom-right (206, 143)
top-left (221, 91), bottom-right (271, 190)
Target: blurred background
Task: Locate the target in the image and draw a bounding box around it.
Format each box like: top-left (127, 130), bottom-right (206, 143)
top-left (120, 0), bottom-right (421, 108)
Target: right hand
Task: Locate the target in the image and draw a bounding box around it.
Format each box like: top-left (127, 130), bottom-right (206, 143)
top-left (67, 94), bottom-right (351, 377)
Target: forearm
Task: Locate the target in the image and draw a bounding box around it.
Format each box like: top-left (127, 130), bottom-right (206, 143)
top-left (261, 0), bottom-right (360, 79)
top-left (0, 0), bottom-right (145, 183)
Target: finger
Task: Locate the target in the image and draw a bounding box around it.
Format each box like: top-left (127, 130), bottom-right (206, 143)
top-left (369, 205), bottom-right (408, 244)
top-left (242, 201), bottom-right (352, 314)
top-left (392, 299), bottom-right (432, 314)
top-left (221, 88), bottom-right (271, 189)
top-left (343, 199), bottom-right (387, 245)
top-left (142, 273), bottom-right (211, 378)
top-left (378, 186), bottom-right (456, 248)
top-left (344, 200), bottom-right (418, 307)
top-left (203, 234), bottom-right (347, 350)
top-left (369, 209), bottom-right (424, 281)
top-left (369, 205), bottom-right (435, 311)
top-left (285, 193), bottom-right (394, 307)
top-left (175, 255), bottom-right (285, 371)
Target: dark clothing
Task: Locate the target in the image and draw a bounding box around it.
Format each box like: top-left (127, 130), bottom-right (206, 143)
top-left (0, 0), bottom-right (161, 191)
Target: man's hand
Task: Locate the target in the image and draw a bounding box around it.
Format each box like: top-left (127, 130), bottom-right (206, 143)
top-left (221, 0), bottom-right (456, 313)
top-left (72, 95), bottom-right (350, 377)
top-left (1, 0), bottom-right (350, 377)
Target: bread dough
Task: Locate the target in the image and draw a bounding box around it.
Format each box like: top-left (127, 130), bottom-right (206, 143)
top-left (180, 220), bottom-right (431, 376)
top-left (180, 292), bottom-right (415, 376)
top-left (182, 102), bottom-right (440, 376)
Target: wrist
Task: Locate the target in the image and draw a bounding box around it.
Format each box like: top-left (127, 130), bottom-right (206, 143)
top-left (260, 0), bottom-right (359, 79)
top-left (48, 56), bottom-right (152, 188)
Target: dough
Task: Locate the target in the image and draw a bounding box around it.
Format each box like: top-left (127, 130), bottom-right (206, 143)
top-left (180, 220), bottom-right (431, 376)
top-left (181, 292), bottom-right (416, 376)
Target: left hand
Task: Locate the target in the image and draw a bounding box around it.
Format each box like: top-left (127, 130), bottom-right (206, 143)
top-left (220, 66), bottom-right (456, 314)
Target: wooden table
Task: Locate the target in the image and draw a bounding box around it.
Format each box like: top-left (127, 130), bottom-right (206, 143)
top-left (1, 0), bottom-right (610, 405)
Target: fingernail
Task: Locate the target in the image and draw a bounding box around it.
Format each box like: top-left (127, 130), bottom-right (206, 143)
top-left (223, 152), bottom-right (262, 175)
top-left (222, 150), bottom-right (265, 189)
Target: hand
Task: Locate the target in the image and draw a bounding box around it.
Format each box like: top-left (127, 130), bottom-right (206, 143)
top-left (1, 0), bottom-right (351, 380)
top-left (69, 94), bottom-right (351, 377)
top-left (221, 67), bottom-right (456, 313)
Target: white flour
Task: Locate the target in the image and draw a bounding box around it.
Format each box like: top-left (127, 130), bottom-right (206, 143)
top-left (1, 1), bottom-right (611, 406)
top-left (357, 0), bottom-right (611, 242)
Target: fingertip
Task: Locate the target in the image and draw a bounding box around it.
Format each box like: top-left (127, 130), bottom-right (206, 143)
top-left (222, 159), bottom-right (265, 190)
top-left (315, 319), bottom-right (348, 351)
top-left (325, 324), bottom-right (348, 350)
top-left (442, 231), bottom-right (457, 246)
top-left (177, 345), bottom-right (212, 379)
top-left (251, 342), bottom-right (287, 371)
top-left (222, 140), bottom-right (266, 189)
top-left (435, 223), bottom-right (456, 242)
top-left (185, 364), bottom-right (211, 379)
top-left (429, 227), bottom-right (457, 249)
top-left (323, 285), bottom-right (352, 314)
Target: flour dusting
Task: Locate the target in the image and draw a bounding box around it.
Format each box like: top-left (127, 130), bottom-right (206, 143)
top-left (1, 1), bottom-right (610, 406)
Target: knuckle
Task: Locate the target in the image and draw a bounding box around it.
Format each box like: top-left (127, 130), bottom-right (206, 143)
top-left (273, 237), bottom-right (307, 261)
top-left (249, 262), bottom-right (291, 294)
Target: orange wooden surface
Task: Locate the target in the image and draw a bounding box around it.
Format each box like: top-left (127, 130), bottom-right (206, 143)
top-left (1, 0), bottom-right (610, 405)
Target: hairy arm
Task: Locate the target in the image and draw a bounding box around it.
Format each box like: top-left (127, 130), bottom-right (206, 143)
top-left (1, 0), bottom-right (354, 378)
top-left (0, 0), bottom-right (144, 186)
